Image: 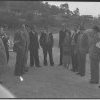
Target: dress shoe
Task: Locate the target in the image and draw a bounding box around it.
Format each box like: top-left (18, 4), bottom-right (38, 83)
top-left (89, 80), bottom-right (99, 84)
top-left (70, 69), bottom-right (74, 72)
top-left (51, 63), bottom-right (54, 66)
top-left (0, 81), bottom-right (3, 84)
top-left (36, 65), bottom-right (42, 68)
top-left (58, 63), bottom-right (62, 66)
top-left (80, 74), bottom-right (85, 77)
top-left (24, 67), bottom-right (29, 72)
top-left (30, 65), bottom-right (34, 67)
top-left (19, 76), bottom-right (24, 82)
top-left (76, 72), bottom-right (80, 75)
top-left (44, 63), bottom-right (48, 66)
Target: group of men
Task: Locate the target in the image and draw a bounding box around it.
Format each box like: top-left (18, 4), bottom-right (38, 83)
top-left (59, 24), bottom-right (100, 84)
top-left (13, 24), bottom-right (54, 81)
top-left (59, 25), bottom-right (86, 74)
top-left (0, 23), bottom-right (100, 85)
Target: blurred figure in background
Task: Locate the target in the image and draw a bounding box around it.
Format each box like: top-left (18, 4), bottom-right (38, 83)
top-left (39, 27), bottom-right (54, 66)
top-left (29, 25), bottom-right (41, 67)
top-left (62, 28), bottom-right (72, 69)
top-left (0, 27), bottom-right (9, 63)
top-left (58, 24), bottom-right (66, 66)
top-left (0, 27), bottom-right (7, 83)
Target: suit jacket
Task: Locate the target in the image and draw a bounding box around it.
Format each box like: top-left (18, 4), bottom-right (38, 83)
top-left (13, 31), bottom-right (26, 54)
top-left (77, 31), bottom-right (89, 54)
top-left (39, 32), bottom-right (46, 48)
top-left (39, 32), bottom-right (54, 48)
top-left (29, 31), bottom-right (39, 50)
top-left (59, 30), bottom-right (66, 48)
top-left (85, 29), bottom-right (100, 60)
top-left (63, 34), bottom-right (72, 55)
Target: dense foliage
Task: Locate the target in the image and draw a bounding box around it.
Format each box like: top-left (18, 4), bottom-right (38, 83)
top-left (0, 1), bottom-right (99, 30)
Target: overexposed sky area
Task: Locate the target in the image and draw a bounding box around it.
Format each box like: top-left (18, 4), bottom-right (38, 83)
top-left (47, 1), bottom-right (100, 17)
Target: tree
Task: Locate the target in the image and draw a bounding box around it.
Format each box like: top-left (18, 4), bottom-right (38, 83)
top-left (60, 3), bottom-right (69, 11)
top-left (60, 3), bottom-right (72, 16)
top-left (50, 5), bottom-right (60, 15)
top-left (73, 8), bottom-right (80, 16)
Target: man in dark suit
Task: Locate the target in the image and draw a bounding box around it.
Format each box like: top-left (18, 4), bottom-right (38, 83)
top-left (29, 25), bottom-right (41, 67)
top-left (58, 24), bottom-right (66, 66)
top-left (39, 29), bottom-right (54, 66)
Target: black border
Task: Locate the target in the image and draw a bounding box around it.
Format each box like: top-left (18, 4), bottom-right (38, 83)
top-left (1, 0), bottom-right (100, 2)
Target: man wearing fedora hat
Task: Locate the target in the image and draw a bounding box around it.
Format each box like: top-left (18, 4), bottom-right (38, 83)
top-left (76, 25), bottom-right (88, 76)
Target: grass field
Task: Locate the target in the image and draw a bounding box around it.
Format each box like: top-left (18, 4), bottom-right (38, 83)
top-left (1, 34), bottom-right (100, 98)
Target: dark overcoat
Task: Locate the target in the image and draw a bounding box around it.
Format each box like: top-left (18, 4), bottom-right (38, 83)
top-left (29, 31), bottom-right (39, 50)
top-left (39, 32), bottom-right (54, 49)
top-left (13, 30), bottom-right (26, 76)
top-left (59, 30), bottom-right (66, 48)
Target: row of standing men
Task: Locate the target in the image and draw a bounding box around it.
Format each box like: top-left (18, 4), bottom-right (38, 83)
top-left (0, 24), bottom-right (100, 85)
top-left (59, 25), bottom-right (100, 84)
top-left (13, 24), bottom-right (100, 84)
top-left (13, 24), bottom-right (54, 81)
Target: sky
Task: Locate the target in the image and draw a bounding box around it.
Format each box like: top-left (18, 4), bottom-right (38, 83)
top-left (47, 1), bottom-right (100, 17)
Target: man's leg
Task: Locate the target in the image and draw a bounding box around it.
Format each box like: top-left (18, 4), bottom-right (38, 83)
top-left (30, 49), bottom-right (34, 67)
top-left (43, 48), bottom-right (47, 66)
top-left (90, 57), bottom-right (99, 84)
top-left (5, 47), bottom-right (9, 63)
top-left (71, 50), bottom-right (76, 71)
top-left (48, 48), bottom-right (54, 66)
top-left (23, 50), bottom-right (29, 72)
top-left (77, 52), bottom-right (81, 74)
top-left (74, 53), bottom-right (78, 72)
top-left (80, 53), bottom-right (86, 76)
top-left (59, 47), bottom-right (63, 65)
top-left (34, 49), bottom-right (41, 67)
